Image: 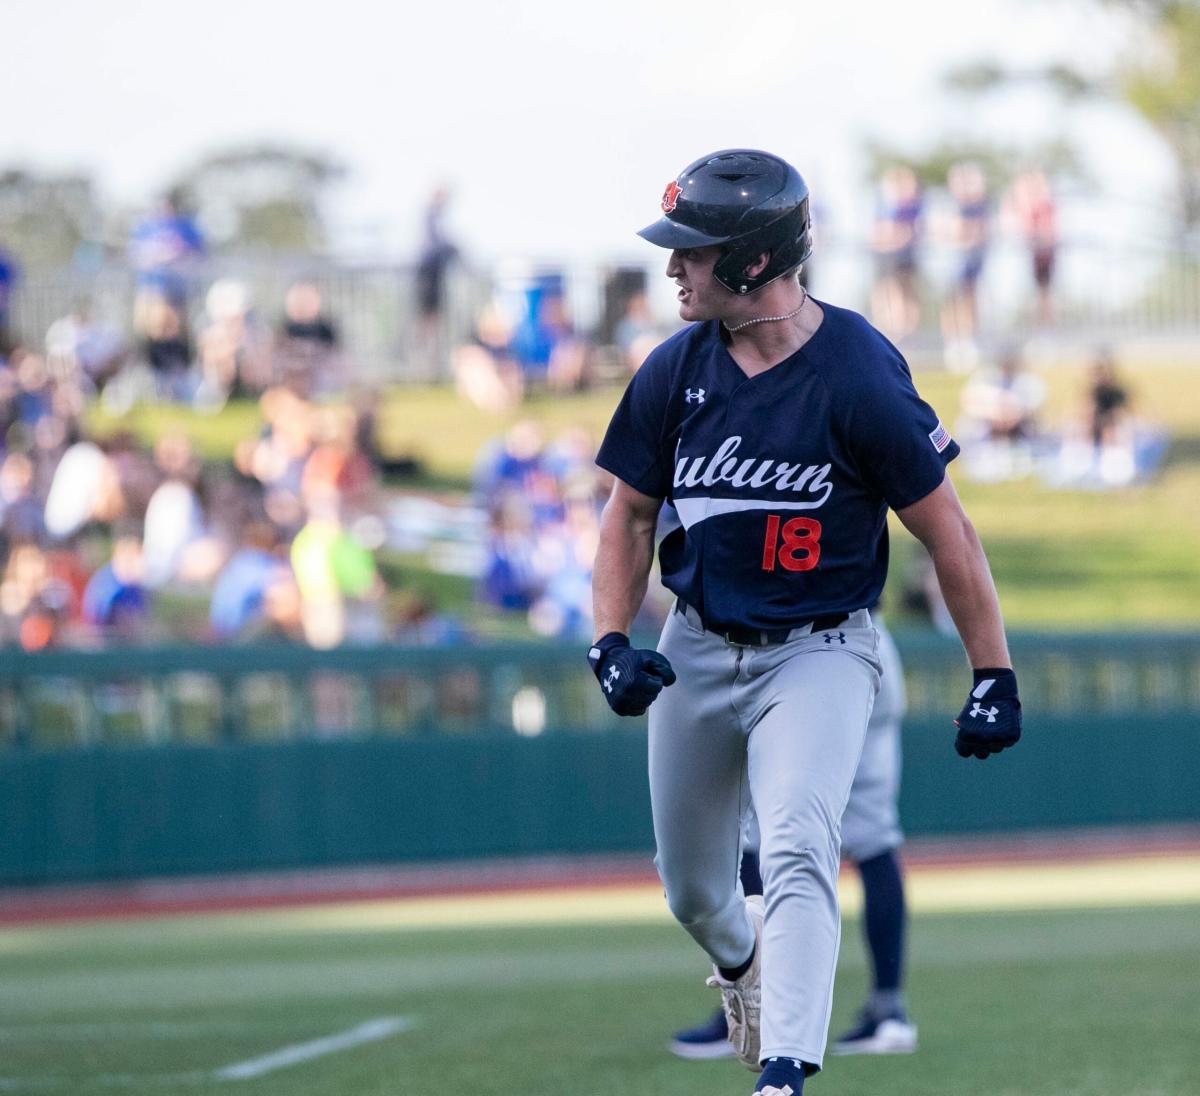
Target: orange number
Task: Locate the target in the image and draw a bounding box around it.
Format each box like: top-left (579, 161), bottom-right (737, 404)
top-left (762, 515), bottom-right (822, 572)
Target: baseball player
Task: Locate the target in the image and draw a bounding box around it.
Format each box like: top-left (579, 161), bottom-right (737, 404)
top-left (587, 149), bottom-right (1021, 1096)
top-left (670, 613), bottom-right (916, 1060)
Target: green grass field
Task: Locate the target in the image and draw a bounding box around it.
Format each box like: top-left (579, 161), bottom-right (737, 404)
top-left (86, 362), bottom-right (1200, 631)
top-left (4, 897), bottom-right (1198, 1095)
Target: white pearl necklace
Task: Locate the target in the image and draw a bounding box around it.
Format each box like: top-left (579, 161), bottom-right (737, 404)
top-left (724, 288), bottom-right (807, 333)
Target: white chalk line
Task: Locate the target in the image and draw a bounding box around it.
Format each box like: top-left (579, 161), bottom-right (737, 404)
top-left (0, 1016), bottom-right (414, 1089)
top-left (213, 1015), bottom-right (414, 1081)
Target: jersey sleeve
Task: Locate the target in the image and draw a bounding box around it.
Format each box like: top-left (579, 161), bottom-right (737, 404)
top-left (844, 348), bottom-right (960, 511)
top-left (595, 351), bottom-right (674, 499)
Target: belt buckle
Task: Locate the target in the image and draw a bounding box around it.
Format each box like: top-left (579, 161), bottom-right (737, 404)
top-left (723, 630), bottom-right (753, 648)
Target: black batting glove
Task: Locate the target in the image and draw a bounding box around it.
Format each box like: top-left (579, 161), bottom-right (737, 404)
top-left (587, 632), bottom-right (677, 717)
top-left (954, 667), bottom-right (1022, 760)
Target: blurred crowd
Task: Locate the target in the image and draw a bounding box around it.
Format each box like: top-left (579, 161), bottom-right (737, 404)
top-left (870, 163), bottom-right (1060, 369)
top-left (0, 189), bottom-right (673, 654)
top-left (955, 343), bottom-right (1166, 488)
top-left (452, 272), bottom-right (661, 415)
top-left (0, 197), bottom-right (409, 651)
top-left (473, 421), bottom-right (600, 637)
top-left (0, 175), bottom-right (1175, 655)
top-left (5, 197), bottom-right (353, 416)
top-left (469, 420), bottom-right (672, 642)
top-left (0, 329), bottom-right (629, 651)
top-left (0, 334), bottom-right (405, 650)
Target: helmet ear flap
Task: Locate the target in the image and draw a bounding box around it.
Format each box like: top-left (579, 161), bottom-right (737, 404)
top-left (713, 245), bottom-right (772, 294)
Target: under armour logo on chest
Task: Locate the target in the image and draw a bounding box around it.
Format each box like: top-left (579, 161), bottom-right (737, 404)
top-left (970, 702), bottom-right (999, 723)
top-left (603, 665), bottom-right (621, 693)
top-left (823, 632), bottom-right (846, 644)
top-left (684, 388), bottom-right (706, 404)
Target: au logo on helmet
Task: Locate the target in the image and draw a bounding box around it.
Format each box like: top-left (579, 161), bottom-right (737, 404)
top-left (661, 180), bottom-right (683, 213)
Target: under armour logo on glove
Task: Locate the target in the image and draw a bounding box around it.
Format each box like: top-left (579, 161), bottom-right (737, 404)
top-left (823, 631), bottom-right (846, 645)
top-left (954, 668), bottom-right (1022, 760)
top-left (588, 632), bottom-right (677, 717)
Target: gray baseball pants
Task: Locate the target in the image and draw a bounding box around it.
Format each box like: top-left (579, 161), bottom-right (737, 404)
top-left (649, 604), bottom-right (881, 1069)
top-left (743, 616), bottom-right (907, 862)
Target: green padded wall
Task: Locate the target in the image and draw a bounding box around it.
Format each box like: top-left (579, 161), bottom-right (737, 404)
top-left (2, 712), bottom-right (1197, 884)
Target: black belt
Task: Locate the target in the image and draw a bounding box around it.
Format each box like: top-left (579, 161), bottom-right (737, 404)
top-left (676, 599), bottom-right (849, 647)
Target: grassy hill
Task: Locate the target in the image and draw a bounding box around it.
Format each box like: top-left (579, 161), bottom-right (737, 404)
top-left (87, 362), bottom-right (1200, 631)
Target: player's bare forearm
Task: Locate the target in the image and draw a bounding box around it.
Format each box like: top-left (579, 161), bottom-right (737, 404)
top-left (592, 479), bottom-right (661, 640)
top-left (924, 521), bottom-right (1010, 668)
top-left (897, 476), bottom-right (1011, 669)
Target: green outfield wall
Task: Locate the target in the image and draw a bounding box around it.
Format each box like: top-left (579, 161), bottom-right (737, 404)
top-left (1, 714), bottom-right (1197, 885)
top-left (1, 634), bottom-right (1197, 884)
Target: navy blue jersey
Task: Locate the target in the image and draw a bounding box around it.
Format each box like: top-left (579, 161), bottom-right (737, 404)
top-left (596, 301), bottom-right (958, 631)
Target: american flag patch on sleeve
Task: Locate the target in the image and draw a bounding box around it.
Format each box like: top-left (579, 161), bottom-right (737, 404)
top-left (929, 420), bottom-right (952, 453)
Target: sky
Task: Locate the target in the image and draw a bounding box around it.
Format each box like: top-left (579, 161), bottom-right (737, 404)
top-left (2, 0), bottom-right (1176, 262)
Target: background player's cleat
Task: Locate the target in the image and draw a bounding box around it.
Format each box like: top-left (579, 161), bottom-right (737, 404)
top-left (668, 1007), bottom-right (733, 1059)
top-left (705, 894), bottom-right (764, 1070)
top-left (831, 1011), bottom-right (918, 1055)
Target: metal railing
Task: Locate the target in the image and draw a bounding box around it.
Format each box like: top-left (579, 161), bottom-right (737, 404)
top-left (9, 236), bottom-right (1200, 384)
top-left (8, 259), bottom-right (487, 385)
top-left (2, 631), bottom-right (1196, 750)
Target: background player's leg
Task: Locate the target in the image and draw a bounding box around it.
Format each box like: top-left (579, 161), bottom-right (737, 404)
top-left (835, 618), bottom-right (917, 1054)
top-left (742, 618), bottom-right (880, 1072)
top-left (858, 848), bottom-right (907, 1011)
top-left (740, 847), bottom-right (764, 897)
top-left (649, 608), bottom-right (756, 970)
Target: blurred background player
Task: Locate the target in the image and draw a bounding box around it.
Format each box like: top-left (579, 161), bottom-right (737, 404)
top-left (669, 611), bottom-right (916, 1059)
top-left (1007, 168), bottom-right (1059, 329)
top-left (414, 185), bottom-right (459, 374)
top-left (870, 166), bottom-right (923, 341)
top-left (940, 162), bottom-right (991, 372)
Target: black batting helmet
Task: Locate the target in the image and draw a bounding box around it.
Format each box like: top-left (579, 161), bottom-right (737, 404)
top-left (638, 149), bottom-right (813, 295)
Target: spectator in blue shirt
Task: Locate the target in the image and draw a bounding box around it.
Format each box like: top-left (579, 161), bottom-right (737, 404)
top-left (0, 245), bottom-right (18, 350)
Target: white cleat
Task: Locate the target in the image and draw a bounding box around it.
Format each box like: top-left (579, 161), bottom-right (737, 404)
top-left (831, 1015), bottom-right (918, 1056)
top-left (706, 894), bottom-right (764, 1071)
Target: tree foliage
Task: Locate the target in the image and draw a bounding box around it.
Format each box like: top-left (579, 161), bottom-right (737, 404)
top-left (1120, 1), bottom-right (1200, 227)
top-left (169, 142), bottom-right (346, 253)
top-left (944, 0), bottom-right (1200, 231)
top-left (944, 61), bottom-right (1095, 100)
top-left (864, 138), bottom-right (1085, 193)
top-left (0, 169), bottom-right (101, 270)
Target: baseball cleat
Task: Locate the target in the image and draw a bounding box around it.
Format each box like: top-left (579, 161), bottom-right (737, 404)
top-left (705, 894), bottom-right (764, 1071)
top-left (831, 1012), bottom-right (918, 1055)
top-left (668, 1007), bottom-right (733, 1059)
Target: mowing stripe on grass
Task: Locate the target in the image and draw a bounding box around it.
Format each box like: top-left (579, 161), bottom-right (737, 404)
top-left (900, 854), bottom-right (1200, 913)
top-left (0, 1020), bottom-right (279, 1042)
top-left (0, 1075), bottom-right (205, 1091)
top-left (246, 852), bottom-right (1200, 934)
top-left (212, 1016), bottom-right (413, 1081)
